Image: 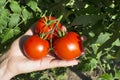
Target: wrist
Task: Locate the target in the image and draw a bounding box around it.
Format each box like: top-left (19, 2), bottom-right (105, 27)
top-left (0, 52), bottom-right (15, 80)
top-left (0, 69), bottom-right (15, 80)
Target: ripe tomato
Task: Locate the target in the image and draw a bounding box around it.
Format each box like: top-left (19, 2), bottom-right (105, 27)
top-left (35, 16), bottom-right (62, 39)
top-left (23, 35), bottom-right (49, 60)
top-left (53, 32), bottom-right (83, 60)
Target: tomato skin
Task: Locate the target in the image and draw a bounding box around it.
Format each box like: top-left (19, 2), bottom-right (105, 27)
top-left (35, 16), bottom-right (62, 39)
top-left (53, 32), bottom-right (83, 60)
top-left (23, 35), bottom-right (49, 60)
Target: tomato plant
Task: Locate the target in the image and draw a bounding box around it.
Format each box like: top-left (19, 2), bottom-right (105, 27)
top-left (1, 0), bottom-right (120, 80)
top-left (53, 32), bottom-right (83, 60)
top-left (23, 35), bottom-right (49, 60)
top-left (35, 16), bottom-right (62, 39)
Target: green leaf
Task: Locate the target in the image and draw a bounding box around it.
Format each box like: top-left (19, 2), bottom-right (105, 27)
top-left (114, 69), bottom-right (120, 79)
top-left (1, 29), bottom-right (14, 43)
top-left (0, 9), bottom-right (10, 21)
top-left (90, 58), bottom-right (98, 71)
top-left (0, 18), bottom-right (7, 33)
top-left (80, 58), bottom-right (98, 72)
top-left (27, 1), bottom-right (38, 11)
top-left (96, 51), bottom-right (102, 60)
top-left (91, 44), bottom-right (99, 54)
top-left (0, 9), bottom-right (10, 33)
top-left (84, 4), bottom-right (101, 14)
top-left (56, 73), bottom-right (67, 80)
top-left (91, 58), bottom-right (97, 68)
top-left (13, 26), bottom-right (21, 35)
top-left (8, 13), bottom-right (20, 27)
top-left (106, 54), bottom-right (114, 60)
top-left (98, 73), bottom-right (114, 80)
top-left (112, 38), bottom-right (120, 46)
top-left (71, 15), bottom-right (103, 26)
top-left (66, 0), bottom-right (75, 7)
top-left (96, 32), bottom-right (111, 45)
top-left (10, 1), bottom-right (21, 13)
top-left (22, 7), bottom-right (32, 20)
top-left (89, 31), bottom-right (95, 37)
top-left (0, 0), bottom-right (6, 8)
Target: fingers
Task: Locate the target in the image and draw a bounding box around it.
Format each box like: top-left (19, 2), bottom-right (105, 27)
top-left (24, 58), bottom-right (78, 73)
top-left (49, 59), bottom-right (78, 68)
top-left (81, 35), bottom-right (87, 42)
top-left (61, 25), bottom-right (67, 32)
top-left (81, 48), bottom-right (87, 55)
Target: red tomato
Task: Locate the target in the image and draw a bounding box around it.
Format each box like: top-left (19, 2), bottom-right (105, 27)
top-left (23, 35), bottom-right (49, 60)
top-left (53, 32), bottom-right (83, 60)
top-left (35, 16), bottom-right (62, 39)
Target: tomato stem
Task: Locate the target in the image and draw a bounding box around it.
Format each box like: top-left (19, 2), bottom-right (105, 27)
top-left (40, 33), bottom-right (45, 39)
top-left (49, 15), bottom-right (63, 48)
top-left (58, 28), bottom-right (66, 37)
top-left (58, 29), bottom-right (62, 37)
top-left (62, 30), bottom-right (66, 36)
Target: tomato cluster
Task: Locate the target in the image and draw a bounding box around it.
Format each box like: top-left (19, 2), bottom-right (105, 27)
top-left (23, 16), bottom-right (83, 60)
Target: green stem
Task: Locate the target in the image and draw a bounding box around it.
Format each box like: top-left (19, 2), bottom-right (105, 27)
top-left (3, 0), bottom-right (10, 9)
top-left (14, 20), bottom-right (24, 29)
top-left (98, 46), bottom-right (113, 74)
top-left (36, 7), bottom-right (42, 13)
top-left (98, 59), bottom-right (106, 73)
top-left (49, 15), bottom-right (63, 48)
top-left (58, 30), bottom-right (62, 37)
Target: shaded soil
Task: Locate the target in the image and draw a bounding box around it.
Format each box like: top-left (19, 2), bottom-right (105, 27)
top-left (65, 67), bottom-right (99, 80)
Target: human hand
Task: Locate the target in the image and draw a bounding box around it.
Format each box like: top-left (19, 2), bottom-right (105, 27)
top-left (0, 24), bottom-right (86, 80)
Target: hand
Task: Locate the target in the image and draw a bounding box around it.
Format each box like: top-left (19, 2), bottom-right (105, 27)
top-left (0, 24), bottom-right (83, 80)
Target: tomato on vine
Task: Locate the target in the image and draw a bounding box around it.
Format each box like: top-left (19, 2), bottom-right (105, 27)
top-left (53, 32), bottom-right (83, 60)
top-left (35, 16), bottom-right (62, 40)
top-left (23, 35), bottom-right (49, 60)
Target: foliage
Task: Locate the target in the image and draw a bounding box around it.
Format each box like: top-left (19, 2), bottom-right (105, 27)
top-left (0, 0), bottom-right (120, 80)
